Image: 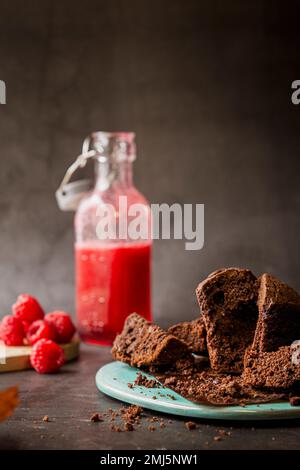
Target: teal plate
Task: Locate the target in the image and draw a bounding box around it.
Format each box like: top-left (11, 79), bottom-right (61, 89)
top-left (96, 361), bottom-right (300, 421)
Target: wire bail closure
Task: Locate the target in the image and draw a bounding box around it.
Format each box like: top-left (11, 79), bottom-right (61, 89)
top-left (55, 136), bottom-right (96, 211)
top-left (56, 132), bottom-right (135, 211)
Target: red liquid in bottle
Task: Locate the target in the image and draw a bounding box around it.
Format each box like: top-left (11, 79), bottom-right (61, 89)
top-left (75, 241), bottom-right (152, 346)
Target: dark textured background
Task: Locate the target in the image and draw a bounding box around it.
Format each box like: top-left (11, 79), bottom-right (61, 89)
top-left (0, 0), bottom-right (300, 328)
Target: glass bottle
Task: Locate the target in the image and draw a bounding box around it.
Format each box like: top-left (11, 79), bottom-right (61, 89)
top-left (74, 132), bottom-right (152, 346)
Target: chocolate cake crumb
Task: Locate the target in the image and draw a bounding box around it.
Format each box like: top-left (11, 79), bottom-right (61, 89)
top-left (290, 396), bottom-right (300, 406)
top-left (152, 396), bottom-right (157, 400)
top-left (107, 409), bottom-right (120, 421)
top-left (110, 424), bottom-right (122, 432)
top-left (166, 394), bottom-right (176, 400)
top-left (148, 416), bottom-right (160, 422)
top-left (90, 412), bottom-right (103, 422)
top-left (185, 421), bottom-right (197, 431)
top-left (128, 383), bottom-right (133, 389)
top-left (134, 372), bottom-right (160, 388)
top-left (164, 376), bottom-right (177, 386)
top-left (43, 415), bottom-right (49, 422)
top-left (124, 422), bottom-right (134, 431)
top-left (120, 405), bottom-right (143, 425)
top-left (98, 404), bottom-right (170, 432)
top-left (218, 429), bottom-right (231, 437)
top-left (156, 366), bottom-right (286, 405)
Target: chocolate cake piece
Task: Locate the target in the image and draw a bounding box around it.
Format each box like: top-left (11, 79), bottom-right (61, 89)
top-left (196, 268), bottom-right (258, 373)
top-left (243, 274), bottom-right (300, 390)
top-left (112, 313), bottom-right (194, 373)
top-left (243, 343), bottom-right (300, 390)
top-left (168, 317), bottom-right (207, 355)
top-left (252, 273), bottom-right (300, 353)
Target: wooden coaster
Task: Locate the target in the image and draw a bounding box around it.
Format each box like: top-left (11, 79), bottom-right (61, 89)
top-left (0, 338), bottom-right (80, 373)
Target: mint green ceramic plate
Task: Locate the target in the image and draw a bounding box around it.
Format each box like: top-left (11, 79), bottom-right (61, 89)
top-left (96, 361), bottom-right (300, 421)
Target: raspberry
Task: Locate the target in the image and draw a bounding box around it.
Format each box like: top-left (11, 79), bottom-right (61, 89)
top-left (26, 320), bottom-right (57, 345)
top-left (45, 311), bottom-right (76, 343)
top-left (0, 315), bottom-right (25, 346)
top-left (22, 321), bottom-right (32, 335)
top-left (30, 339), bottom-right (65, 374)
top-left (12, 294), bottom-right (44, 326)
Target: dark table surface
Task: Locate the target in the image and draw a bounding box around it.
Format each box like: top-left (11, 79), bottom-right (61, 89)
top-left (1, 343), bottom-right (300, 450)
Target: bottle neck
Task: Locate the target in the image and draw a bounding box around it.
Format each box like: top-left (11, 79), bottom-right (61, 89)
top-left (117, 161), bottom-right (133, 187)
top-left (95, 159), bottom-right (133, 191)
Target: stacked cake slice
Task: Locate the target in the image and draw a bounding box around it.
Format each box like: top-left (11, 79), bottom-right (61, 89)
top-left (196, 268), bottom-right (258, 373)
top-left (112, 268), bottom-right (300, 404)
top-left (243, 273), bottom-right (300, 390)
top-left (196, 269), bottom-right (300, 390)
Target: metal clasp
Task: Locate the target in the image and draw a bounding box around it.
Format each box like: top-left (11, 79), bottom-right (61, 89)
top-left (55, 136), bottom-right (96, 211)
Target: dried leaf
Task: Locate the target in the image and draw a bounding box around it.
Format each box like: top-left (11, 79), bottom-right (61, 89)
top-left (0, 386), bottom-right (19, 422)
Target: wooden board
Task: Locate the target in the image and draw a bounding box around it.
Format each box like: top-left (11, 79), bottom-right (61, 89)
top-left (0, 339), bottom-right (80, 373)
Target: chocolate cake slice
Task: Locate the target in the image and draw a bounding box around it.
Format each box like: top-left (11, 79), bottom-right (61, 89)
top-left (196, 268), bottom-right (258, 373)
top-left (243, 274), bottom-right (300, 389)
top-left (112, 313), bottom-right (194, 373)
top-left (252, 273), bottom-right (300, 352)
top-left (168, 317), bottom-right (207, 355)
